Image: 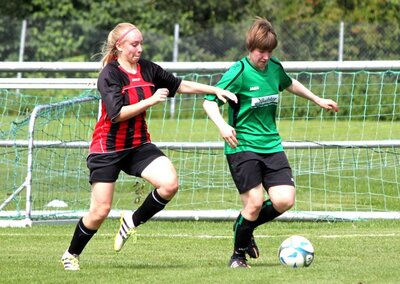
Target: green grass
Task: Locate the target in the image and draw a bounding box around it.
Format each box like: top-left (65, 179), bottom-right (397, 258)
top-left (1, 220), bottom-right (400, 283)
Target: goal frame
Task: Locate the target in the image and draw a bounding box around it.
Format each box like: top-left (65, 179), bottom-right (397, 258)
top-left (1, 60), bottom-right (400, 226)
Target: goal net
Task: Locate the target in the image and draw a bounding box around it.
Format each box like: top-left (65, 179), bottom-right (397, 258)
top-left (1, 65), bottom-right (400, 226)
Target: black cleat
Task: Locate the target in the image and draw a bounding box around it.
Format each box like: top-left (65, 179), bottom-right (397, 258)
top-left (228, 257), bottom-right (251, 268)
top-left (246, 235), bottom-right (260, 259)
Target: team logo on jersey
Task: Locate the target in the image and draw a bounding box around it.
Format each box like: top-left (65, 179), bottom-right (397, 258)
top-left (250, 86), bottom-right (260, 91)
top-left (132, 78), bottom-right (140, 82)
top-left (251, 94), bottom-right (279, 108)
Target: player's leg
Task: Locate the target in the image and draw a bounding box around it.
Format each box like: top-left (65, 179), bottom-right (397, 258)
top-left (62, 182), bottom-right (115, 270)
top-left (132, 155), bottom-right (178, 225)
top-left (235, 184), bottom-right (264, 258)
top-left (229, 184), bottom-right (264, 268)
top-left (227, 153), bottom-right (265, 268)
top-left (254, 185), bottom-right (295, 227)
top-left (85, 182), bottom-right (116, 228)
top-left (114, 148), bottom-right (178, 252)
top-left (238, 186), bottom-right (295, 263)
top-left (253, 151), bottom-right (295, 228)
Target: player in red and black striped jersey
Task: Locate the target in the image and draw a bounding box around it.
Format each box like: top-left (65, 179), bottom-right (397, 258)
top-left (91, 58), bottom-right (179, 153)
top-left (61, 22), bottom-right (237, 270)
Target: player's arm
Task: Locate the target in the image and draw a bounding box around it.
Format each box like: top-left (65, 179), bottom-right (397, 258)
top-left (114, 88), bottom-right (170, 122)
top-left (286, 79), bottom-right (339, 112)
top-left (178, 80), bottom-right (237, 104)
top-left (203, 99), bottom-right (238, 148)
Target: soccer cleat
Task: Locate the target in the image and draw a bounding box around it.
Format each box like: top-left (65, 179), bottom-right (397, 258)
top-left (114, 212), bottom-right (137, 252)
top-left (228, 257), bottom-right (251, 268)
top-left (246, 235), bottom-right (260, 259)
top-left (61, 250), bottom-right (80, 271)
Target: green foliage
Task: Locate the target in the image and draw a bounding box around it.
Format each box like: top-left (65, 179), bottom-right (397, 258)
top-left (0, 0), bottom-right (399, 62)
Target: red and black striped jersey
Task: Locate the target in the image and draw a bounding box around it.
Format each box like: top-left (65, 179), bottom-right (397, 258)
top-left (90, 59), bottom-right (182, 153)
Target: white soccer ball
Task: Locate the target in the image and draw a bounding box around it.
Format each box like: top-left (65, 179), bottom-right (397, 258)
top-left (278, 235), bottom-right (314, 268)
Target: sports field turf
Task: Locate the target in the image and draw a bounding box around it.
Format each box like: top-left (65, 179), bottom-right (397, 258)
top-left (1, 219), bottom-right (399, 283)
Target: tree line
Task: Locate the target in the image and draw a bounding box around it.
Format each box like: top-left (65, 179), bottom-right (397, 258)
top-left (0, 0), bottom-right (399, 63)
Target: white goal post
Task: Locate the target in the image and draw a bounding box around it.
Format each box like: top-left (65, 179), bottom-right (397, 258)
top-left (1, 60), bottom-right (400, 227)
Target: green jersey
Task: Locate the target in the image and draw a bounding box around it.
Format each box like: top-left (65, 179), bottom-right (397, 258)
top-left (205, 56), bottom-right (292, 154)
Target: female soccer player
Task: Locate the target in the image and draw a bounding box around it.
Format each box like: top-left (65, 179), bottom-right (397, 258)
top-left (203, 17), bottom-right (338, 268)
top-left (61, 22), bottom-right (236, 270)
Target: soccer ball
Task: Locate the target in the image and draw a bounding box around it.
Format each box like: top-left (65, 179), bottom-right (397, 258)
top-left (278, 235), bottom-right (314, 268)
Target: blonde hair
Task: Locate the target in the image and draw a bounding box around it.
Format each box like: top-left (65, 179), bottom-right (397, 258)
top-left (246, 17), bottom-right (277, 52)
top-left (100, 23), bottom-right (137, 67)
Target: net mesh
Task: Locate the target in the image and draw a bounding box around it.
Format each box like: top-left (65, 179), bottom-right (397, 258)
top-left (1, 70), bottom-right (399, 221)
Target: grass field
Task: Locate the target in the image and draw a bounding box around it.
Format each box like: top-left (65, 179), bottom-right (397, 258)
top-left (1, 93), bottom-right (400, 283)
top-left (1, 219), bottom-right (400, 284)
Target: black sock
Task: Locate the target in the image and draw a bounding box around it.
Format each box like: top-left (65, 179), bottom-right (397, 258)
top-left (68, 218), bottom-right (97, 255)
top-left (232, 214), bottom-right (256, 259)
top-left (253, 199), bottom-right (282, 228)
top-left (132, 189), bottom-right (169, 227)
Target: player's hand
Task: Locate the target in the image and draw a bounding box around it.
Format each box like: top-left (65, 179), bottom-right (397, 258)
top-left (317, 98), bottom-right (339, 112)
top-left (148, 88), bottom-right (169, 106)
top-left (215, 88), bottom-right (237, 104)
top-left (219, 124), bottom-right (238, 148)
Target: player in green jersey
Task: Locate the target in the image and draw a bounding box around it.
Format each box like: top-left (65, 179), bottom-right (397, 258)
top-left (203, 17), bottom-right (338, 268)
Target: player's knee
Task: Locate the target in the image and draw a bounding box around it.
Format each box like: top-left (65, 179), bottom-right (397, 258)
top-left (91, 204), bottom-right (111, 221)
top-left (285, 197), bottom-right (295, 210)
top-left (159, 179), bottom-right (179, 199)
top-left (275, 196), bottom-right (295, 212)
top-left (244, 201), bottom-right (263, 219)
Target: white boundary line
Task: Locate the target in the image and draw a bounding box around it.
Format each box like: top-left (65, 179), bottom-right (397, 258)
top-left (0, 232), bottom-right (399, 239)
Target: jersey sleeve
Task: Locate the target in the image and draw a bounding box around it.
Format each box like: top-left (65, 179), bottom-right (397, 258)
top-left (142, 60), bottom-right (182, 97)
top-left (204, 61), bottom-right (243, 106)
top-left (270, 57), bottom-right (292, 91)
top-left (97, 64), bottom-right (127, 122)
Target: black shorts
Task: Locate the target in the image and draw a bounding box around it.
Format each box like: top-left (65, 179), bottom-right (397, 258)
top-left (226, 151), bottom-right (295, 194)
top-left (87, 143), bottom-right (165, 184)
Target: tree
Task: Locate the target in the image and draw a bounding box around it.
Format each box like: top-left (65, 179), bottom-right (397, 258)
top-left (0, 0), bottom-right (399, 62)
